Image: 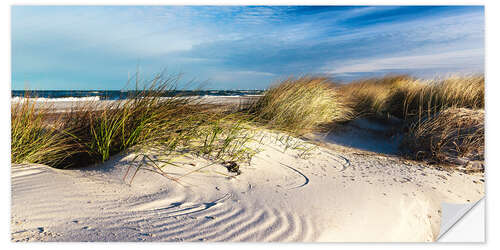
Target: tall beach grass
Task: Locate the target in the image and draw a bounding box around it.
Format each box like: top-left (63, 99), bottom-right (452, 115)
top-left (11, 97), bottom-right (74, 166)
top-left (339, 74), bottom-right (484, 120)
top-left (61, 73), bottom-right (198, 165)
top-left (337, 75), bottom-right (412, 119)
top-left (249, 76), bottom-right (352, 133)
top-left (401, 108), bottom-right (484, 164)
top-left (339, 74), bottom-right (484, 164)
top-left (11, 73), bottom-right (261, 170)
top-left (11, 72), bottom-right (485, 169)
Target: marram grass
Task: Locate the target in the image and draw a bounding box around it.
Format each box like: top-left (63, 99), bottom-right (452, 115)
top-left (12, 72), bottom-right (265, 170)
top-left (11, 98), bottom-right (74, 166)
top-left (393, 75), bottom-right (484, 120)
top-left (62, 73), bottom-right (197, 164)
top-left (339, 74), bottom-right (484, 120)
top-left (337, 75), bottom-right (412, 118)
top-left (11, 72), bottom-right (485, 170)
top-left (250, 76), bottom-right (352, 133)
top-left (401, 108), bottom-right (484, 163)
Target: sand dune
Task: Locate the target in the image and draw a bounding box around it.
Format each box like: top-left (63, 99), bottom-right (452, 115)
top-left (11, 130), bottom-right (484, 242)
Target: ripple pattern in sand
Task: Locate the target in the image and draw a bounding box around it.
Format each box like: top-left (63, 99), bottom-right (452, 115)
top-left (64, 192), bottom-right (316, 242)
top-left (12, 158), bottom-right (321, 242)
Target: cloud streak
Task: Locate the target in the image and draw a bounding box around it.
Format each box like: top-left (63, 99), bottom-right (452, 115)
top-left (11, 6), bottom-right (484, 90)
top-left (326, 49), bottom-right (484, 75)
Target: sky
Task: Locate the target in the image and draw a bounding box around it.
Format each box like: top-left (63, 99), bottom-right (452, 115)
top-left (11, 6), bottom-right (484, 90)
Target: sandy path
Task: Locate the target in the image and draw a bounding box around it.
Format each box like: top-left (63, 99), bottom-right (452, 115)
top-left (11, 131), bottom-right (484, 242)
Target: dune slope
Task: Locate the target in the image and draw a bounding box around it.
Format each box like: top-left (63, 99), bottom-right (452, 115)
top-left (11, 131), bottom-right (484, 242)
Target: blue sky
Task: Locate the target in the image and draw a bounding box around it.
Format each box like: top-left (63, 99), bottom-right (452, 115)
top-left (11, 6), bottom-right (484, 90)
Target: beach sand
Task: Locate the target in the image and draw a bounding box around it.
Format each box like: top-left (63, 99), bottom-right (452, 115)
top-left (11, 95), bottom-right (261, 112)
top-left (11, 126), bottom-right (484, 242)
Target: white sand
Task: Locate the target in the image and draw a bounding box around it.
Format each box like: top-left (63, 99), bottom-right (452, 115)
top-left (11, 129), bottom-right (484, 242)
top-left (11, 96), bottom-right (260, 113)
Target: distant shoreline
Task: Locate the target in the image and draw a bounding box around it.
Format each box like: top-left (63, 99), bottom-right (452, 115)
top-left (10, 95), bottom-right (262, 114)
top-left (11, 89), bottom-right (266, 100)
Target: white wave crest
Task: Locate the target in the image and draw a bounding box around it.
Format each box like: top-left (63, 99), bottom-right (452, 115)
top-left (11, 96), bottom-right (101, 102)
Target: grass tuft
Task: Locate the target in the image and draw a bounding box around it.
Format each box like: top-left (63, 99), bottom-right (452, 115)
top-left (249, 76), bottom-right (351, 133)
top-left (11, 97), bottom-right (74, 166)
top-left (338, 74), bottom-right (485, 164)
top-left (61, 73), bottom-right (196, 165)
top-left (340, 74), bottom-right (484, 120)
top-left (401, 108), bottom-right (484, 163)
top-left (338, 75), bottom-right (413, 118)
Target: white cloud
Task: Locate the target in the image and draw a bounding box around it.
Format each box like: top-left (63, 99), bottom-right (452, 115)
top-left (209, 70), bottom-right (276, 83)
top-left (326, 49), bottom-right (484, 75)
top-left (12, 6), bottom-right (213, 57)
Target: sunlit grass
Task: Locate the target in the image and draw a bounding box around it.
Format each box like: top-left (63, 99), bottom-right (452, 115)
top-left (12, 73), bottom-right (261, 171)
top-left (11, 97), bottom-right (74, 166)
top-left (62, 73), bottom-right (197, 165)
top-left (339, 74), bottom-right (484, 120)
top-left (249, 76), bottom-right (352, 134)
top-left (338, 75), bottom-right (412, 118)
top-left (339, 74), bottom-right (485, 164)
top-left (11, 72), bottom-right (485, 171)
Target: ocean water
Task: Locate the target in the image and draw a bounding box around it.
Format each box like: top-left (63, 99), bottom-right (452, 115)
top-left (11, 90), bottom-right (264, 101)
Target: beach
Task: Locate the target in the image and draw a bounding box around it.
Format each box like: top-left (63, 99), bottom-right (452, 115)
top-left (10, 95), bottom-right (262, 112)
top-left (10, 97), bottom-right (485, 242)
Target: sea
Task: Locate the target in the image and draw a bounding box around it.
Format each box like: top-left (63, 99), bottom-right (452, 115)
top-left (11, 90), bottom-right (264, 101)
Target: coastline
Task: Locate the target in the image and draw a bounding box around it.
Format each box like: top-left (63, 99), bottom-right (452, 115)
top-left (10, 95), bottom-right (262, 113)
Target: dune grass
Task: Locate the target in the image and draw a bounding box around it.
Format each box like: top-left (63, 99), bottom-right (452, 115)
top-left (339, 74), bottom-right (484, 120)
top-left (386, 75), bottom-right (484, 120)
top-left (11, 73), bottom-right (262, 170)
top-left (11, 72), bottom-right (485, 170)
top-left (249, 76), bottom-right (351, 134)
top-left (61, 73), bottom-right (198, 165)
top-left (339, 74), bottom-right (485, 164)
top-left (337, 75), bottom-right (413, 119)
top-left (124, 114), bottom-right (262, 184)
top-left (191, 116), bottom-right (259, 163)
top-left (11, 97), bottom-right (74, 166)
top-left (401, 108), bottom-right (484, 164)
